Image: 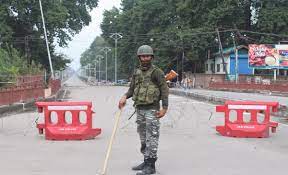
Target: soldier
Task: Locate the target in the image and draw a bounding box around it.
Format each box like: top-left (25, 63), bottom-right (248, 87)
top-left (118, 45), bottom-right (169, 175)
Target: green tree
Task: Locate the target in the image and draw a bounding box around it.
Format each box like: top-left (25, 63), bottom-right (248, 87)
top-left (98, 0), bottom-right (288, 79)
top-left (0, 46), bottom-right (42, 87)
top-left (254, 0), bottom-right (288, 43)
top-left (0, 0), bottom-right (99, 72)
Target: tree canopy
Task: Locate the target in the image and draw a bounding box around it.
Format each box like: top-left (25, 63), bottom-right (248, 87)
top-left (89, 0), bottom-right (288, 79)
top-left (0, 0), bottom-right (99, 75)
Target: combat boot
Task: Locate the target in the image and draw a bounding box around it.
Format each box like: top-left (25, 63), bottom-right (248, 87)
top-left (132, 162), bottom-right (145, 171)
top-left (136, 158), bottom-right (156, 175)
top-left (132, 144), bottom-right (146, 171)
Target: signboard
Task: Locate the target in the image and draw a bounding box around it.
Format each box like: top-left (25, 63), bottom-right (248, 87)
top-left (248, 44), bottom-right (288, 69)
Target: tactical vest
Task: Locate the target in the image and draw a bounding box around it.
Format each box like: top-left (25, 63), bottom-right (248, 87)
top-left (132, 66), bottom-right (160, 106)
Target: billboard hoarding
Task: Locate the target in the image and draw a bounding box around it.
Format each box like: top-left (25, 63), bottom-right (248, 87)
top-left (248, 44), bottom-right (288, 69)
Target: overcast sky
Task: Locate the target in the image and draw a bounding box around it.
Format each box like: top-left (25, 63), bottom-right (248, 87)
top-left (56, 0), bottom-right (121, 70)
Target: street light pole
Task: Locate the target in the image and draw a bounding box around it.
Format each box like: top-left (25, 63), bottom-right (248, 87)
top-left (88, 64), bottom-right (91, 77)
top-left (39, 0), bottom-right (54, 79)
top-left (99, 57), bottom-right (101, 81)
top-left (110, 33), bottom-right (123, 83)
top-left (85, 65), bottom-right (89, 77)
top-left (85, 65), bottom-right (88, 77)
top-left (101, 47), bottom-right (111, 82)
top-left (95, 60), bottom-right (98, 80)
top-left (96, 55), bottom-right (104, 82)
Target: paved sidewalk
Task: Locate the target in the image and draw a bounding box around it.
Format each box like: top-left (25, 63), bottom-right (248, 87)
top-left (170, 88), bottom-right (288, 118)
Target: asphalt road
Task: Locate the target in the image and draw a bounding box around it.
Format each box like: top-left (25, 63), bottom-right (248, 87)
top-left (0, 75), bottom-right (288, 175)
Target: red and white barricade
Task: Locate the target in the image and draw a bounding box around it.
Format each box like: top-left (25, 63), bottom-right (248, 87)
top-left (216, 101), bottom-right (279, 138)
top-left (36, 101), bottom-right (101, 140)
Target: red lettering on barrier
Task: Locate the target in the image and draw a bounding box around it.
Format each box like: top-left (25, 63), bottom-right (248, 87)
top-left (35, 101), bottom-right (101, 140)
top-left (216, 101), bottom-right (279, 138)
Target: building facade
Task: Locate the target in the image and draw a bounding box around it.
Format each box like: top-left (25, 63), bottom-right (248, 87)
top-left (205, 45), bottom-right (253, 75)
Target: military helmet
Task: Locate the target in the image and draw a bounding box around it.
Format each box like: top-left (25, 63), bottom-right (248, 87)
top-left (137, 45), bottom-right (154, 56)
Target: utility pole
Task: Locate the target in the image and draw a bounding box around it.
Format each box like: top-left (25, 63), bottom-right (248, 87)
top-left (231, 33), bottom-right (239, 83)
top-left (177, 25), bottom-right (185, 82)
top-left (96, 55), bottom-right (104, 82)
top-left (110, 33), bottom-right (123, 83)
top-left (101, 47), bottom-right (111, 82)
top-left (181, 35), bottom-right (185, 81)
top-left (39, 0), bottom-right (54, 79)
top-left (176, 57), bottom-right (179, 83)
top-left (216, 28), bottom-right (229, 79)
top-left (132, 0), bottom-right (137, 72)
top-left (24, 36), bottom-right (31, 61)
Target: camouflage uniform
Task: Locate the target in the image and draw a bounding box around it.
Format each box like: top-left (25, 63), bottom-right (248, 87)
top-left (136, 108), bottom-right (160, 159)
top-left (125, 65), bottom-right (169, 160)
top-left (123, 45), bottom-right (169, 174)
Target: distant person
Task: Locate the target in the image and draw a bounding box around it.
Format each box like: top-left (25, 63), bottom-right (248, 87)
top-left (187, 78), bottom-right (192, 89)
top-left (181, 77), bottom-right (188, 89)
top-left (118, 45), bottom-right (169, 175)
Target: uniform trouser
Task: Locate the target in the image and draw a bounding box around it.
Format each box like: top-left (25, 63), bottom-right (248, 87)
top-left (136, 108), bottom-right (160, 159)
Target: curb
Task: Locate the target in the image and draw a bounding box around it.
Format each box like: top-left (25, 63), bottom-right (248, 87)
top-left (208, 88), bottom-right (288, 97)
top-left (170, 89), bottom-right (227, 105)
top-left (169, 89), bottom-right (288, 118)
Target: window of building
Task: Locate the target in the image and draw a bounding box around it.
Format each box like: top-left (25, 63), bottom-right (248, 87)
top-left (217, 64), bottom-right (221, 72)
top-left (210, 63), bottom-right (215, 73)
top-left (205, 64), bottom-right (208, 71)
